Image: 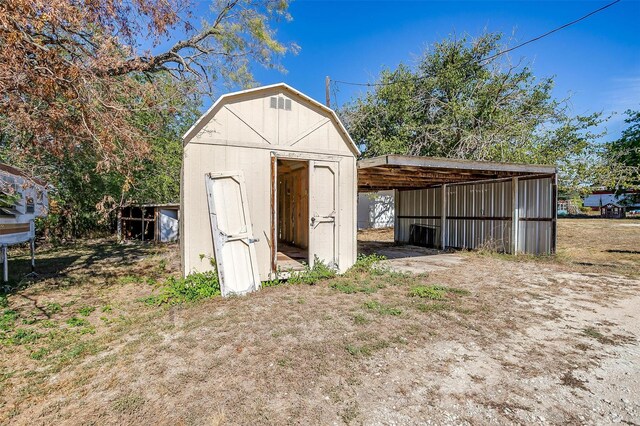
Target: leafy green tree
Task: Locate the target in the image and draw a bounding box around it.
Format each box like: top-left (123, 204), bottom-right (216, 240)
top-left (340, 33), bottom-right (604, 191)
top-left (601, 110), bottom-right (640, 191)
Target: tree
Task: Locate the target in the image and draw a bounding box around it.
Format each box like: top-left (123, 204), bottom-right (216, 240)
top-left (599, 109), bottom-right (640, 191)
top-left (340, 33), bottom-right (604, 191)
top-left (0, 74), bottom-right (201, 239)
top-left (0, 0), bottom-right (295, 172)
top-left (0, 0), bottom-right (296, 238)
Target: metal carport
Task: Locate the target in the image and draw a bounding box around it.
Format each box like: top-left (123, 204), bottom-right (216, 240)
top-left (358, 155), bottom-right (557, 255)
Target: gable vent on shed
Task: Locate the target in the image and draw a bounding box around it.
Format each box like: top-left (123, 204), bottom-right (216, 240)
top-left (269, 96), bottom-right (292, 111)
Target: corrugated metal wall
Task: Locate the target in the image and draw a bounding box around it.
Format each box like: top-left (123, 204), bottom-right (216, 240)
top-left (396, 185), bottom-right (443, 245)
top-left (396, 176), bottom-right (555, 254)
top-left (517, 177), bottom-right (554, 254)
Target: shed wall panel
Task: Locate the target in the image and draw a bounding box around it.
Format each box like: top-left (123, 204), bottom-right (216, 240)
top-left (183, 143), bottom-right (273, 278)
top-left (517, 177), bottom-right (554, 254)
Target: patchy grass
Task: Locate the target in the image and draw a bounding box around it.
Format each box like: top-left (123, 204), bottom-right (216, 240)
top-left (409, 285), bottom-right (469, 300)
top-left (469, 219), bottom-right (640, 277)
top-left (44, 302), bottom-right (61, 315)
top-left (349, 253), bottom-right (387, 274)
top-left (9, 328), bottom-right (41, 345)
top-left (287, 259), bottom-right (336, 285)
top-left (77, 306), bottom-right (95, 316)
top-left (329, 280), bottom-right (385, 294)
top-left (118, 275), bottom-right (144, 285)
top-left (560, 370), bottom-right (589, 391)
top-left (66, 317), bottom-right (90, 327)
top-left (328, 254), bottom-right (412, 295)
top-left (352, 313), bottom-right (369, 325)
top-left (142, 271), bottom-right (220, 305)
top-left (112, 392), bottom-right (146, 415)
top-left (362, 300), bottom-right (402, 316)
top-left (0, 309), bottom-right (18, 332)
top-left (345, 339), bottom-right (390, 357)
top-left (580, 326), bottom-right (636, 346)
top-left (415, 302), bottom-right (453, 313)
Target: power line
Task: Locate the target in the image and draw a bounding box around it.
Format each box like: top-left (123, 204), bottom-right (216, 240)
top-left (481, 0), bottom-right (620, 63)
top-left (331, 0), bottom-right (621, 88)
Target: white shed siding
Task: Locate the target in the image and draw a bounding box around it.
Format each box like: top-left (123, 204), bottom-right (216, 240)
top-left (182, 84), bottom-right (358, 279)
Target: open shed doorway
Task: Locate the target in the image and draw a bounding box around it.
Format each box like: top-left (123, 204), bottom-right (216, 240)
top-left (276, 159), bottom-right (309, 272)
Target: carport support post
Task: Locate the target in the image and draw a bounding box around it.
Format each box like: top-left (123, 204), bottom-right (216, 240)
top-left (393, 189), bottom-right (399, 244)
top-left (511, 177), bottom-right (520, 254)
top-left (440, 184), bottom-right (447, 250)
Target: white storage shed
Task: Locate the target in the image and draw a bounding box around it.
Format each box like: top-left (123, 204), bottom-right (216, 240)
top-left (181, 84), bottom-right (359, 290)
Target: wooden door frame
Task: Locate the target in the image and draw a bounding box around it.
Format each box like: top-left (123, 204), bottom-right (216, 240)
top-left (270, 155), bottom-right (278, 277)
top-left (270, 151), bottom-right (343, 278)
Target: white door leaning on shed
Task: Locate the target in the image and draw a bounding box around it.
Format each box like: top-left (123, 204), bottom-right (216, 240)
top-left (181, 83), bottom-right (359, 284)
top-left (205, 172), bottom-right (261, 296)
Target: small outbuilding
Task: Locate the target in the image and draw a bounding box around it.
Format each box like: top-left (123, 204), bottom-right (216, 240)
top-left (357, 190), bottom-right (394, 229)
top-left (600, 203), bottom-right (625, 219)
top-left (181, 84), bottom-right (359, 292)
top-left (118, 203), bottom-right (180, 243)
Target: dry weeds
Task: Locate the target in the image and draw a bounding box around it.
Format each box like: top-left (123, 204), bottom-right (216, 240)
top-left (0, 219), bottom-right (639, 425)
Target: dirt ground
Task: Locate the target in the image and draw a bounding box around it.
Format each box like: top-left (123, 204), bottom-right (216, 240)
top-left (1, 218), bottom-right (639, 425)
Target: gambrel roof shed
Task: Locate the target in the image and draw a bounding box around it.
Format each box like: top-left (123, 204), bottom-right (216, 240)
top-left (181, 84), bottom-right (359, 290)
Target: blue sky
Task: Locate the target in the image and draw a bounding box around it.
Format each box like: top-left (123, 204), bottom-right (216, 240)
top-left (244, 0), bottom-right (640, 140)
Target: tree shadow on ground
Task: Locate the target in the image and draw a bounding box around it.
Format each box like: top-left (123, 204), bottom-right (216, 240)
top-left (1, 240), bottom-right (162, 295)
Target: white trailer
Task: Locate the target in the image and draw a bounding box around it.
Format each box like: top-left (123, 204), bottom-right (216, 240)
top-left (0, 164), bottom-right (49, 281)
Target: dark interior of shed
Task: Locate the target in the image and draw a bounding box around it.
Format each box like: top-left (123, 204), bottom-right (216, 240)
top-left (121, 206), bottom-right (155, 241)
top-left (276, 159), bottom-right (309, 271)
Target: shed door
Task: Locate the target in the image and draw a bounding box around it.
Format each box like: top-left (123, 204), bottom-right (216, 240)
top-left (309, 160), bottom-right (339, 269)
top-left (205, 172), bottom-right (261, 296)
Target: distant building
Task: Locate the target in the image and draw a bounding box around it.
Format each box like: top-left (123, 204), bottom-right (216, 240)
top-left (357, 190), bottom-right (394, 229)
top-left (118, 204), bottom-right (179, 243)
top-left (583, 190), bottom-right (640, 218)
top-left (557, 199), bottom-right (580, 216)
top-left (600, 203), bottom-right (626, 219)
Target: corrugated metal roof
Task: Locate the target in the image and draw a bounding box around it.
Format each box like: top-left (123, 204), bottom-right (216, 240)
top-left (583, 193), bottom-right (626, 207)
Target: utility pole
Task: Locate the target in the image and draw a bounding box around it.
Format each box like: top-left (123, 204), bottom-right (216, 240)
top-left (325, 76), bottom-right (330, 108)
